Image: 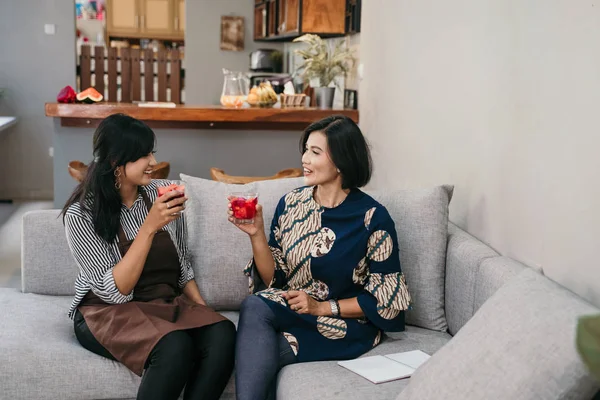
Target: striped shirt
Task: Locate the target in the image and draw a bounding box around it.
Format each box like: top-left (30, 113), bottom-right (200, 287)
top-left (65, 179), bottom-right (194, 319)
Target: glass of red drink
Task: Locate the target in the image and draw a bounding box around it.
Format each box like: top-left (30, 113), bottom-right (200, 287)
top-left (230, 192), bottom-right (259, 224)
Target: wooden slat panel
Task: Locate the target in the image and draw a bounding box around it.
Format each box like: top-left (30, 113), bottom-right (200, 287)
top-left (80, 46), bottom-right (92, 90)
top-left (120, 48), bottom-right (132, 103)
top-left (107, 47), bottom-right (118, 102)
top-left (157, 49), bottom-right (168, 102)
top-left (144, 49), bottom-right (154, 101)
top-left (169, 49), bottom-right (181, 104)
top-left (93, 46), bottom-right (105, 98)
top-left (131, 48), bottom-right (142, 102)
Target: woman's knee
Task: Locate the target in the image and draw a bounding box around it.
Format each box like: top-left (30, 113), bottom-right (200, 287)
top-left (219, 320), bottom-right (237, 343)
top-left (197, 321), bottom-right (236, 368)
top-left (207, 320), bottom-right (237, 350)
top-left (239, 295), bottom-right (275, 326)
top-left (149, 330), bottom-right (194, 367)
top-left (240, 294), bottom-right (267, 314)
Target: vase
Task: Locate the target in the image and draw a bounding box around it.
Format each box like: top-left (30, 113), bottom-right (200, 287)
top-left (314, 87), bottom-right (335, 109)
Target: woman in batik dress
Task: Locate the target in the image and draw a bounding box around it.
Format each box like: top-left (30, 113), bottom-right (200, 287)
top-left (229, 115), bottom-right (412, 400)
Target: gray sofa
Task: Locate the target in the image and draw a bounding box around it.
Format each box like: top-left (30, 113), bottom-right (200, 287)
top-left (1, 178), bottom-right (598, 400)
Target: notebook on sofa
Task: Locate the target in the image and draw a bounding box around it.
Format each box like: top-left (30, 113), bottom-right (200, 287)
top-left (337, 350), bottom-right (431, 384)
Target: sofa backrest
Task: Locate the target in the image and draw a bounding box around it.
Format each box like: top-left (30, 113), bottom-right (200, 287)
top-left (22, 209), bottom-right (78, 295)
top-left (22, 195), bottom-right (530, 335)
top-left (444, 223), bottom-right (528, 335)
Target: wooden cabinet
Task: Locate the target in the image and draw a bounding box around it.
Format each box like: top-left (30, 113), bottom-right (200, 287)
top-left (255, 0), bottom-right (352, 42)
top-left (140, 0), bottom-right (174, 37)
top-left (267, 0), bottom-right (278, 37)
top-left (278, 0), bottom-right (300, 35)
top-left (174, 0), bottom-right (185, 36)
top-left (107, 0), bottom-right (184, 41)
top-left (107, 0), bottom-right (140, 36)
top-left (345, 0), bottom-right (361, 34)
top-left (254, 3), bottom-right (267, 40)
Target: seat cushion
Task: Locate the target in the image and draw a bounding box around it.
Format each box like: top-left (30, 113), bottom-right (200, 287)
top-left (0, 289), bottom-right (239, 400)
top-left (276, 326), bottom-right (452, 400)
top-left (396, 268), bottom-right (600, 400)
top-left (0, 287), bottom-right (452, 400)
top-left (180, 174), bottom-right (305, 310)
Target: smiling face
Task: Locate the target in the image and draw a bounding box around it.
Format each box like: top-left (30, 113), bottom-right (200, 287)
top-left (301, 131), bottom-right (340, 187)
top-left (118, 152), bottom-right (157, 186)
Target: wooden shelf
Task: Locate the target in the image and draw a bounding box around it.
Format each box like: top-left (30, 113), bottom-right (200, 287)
top-left (45, 103), bottom-right (359, 131)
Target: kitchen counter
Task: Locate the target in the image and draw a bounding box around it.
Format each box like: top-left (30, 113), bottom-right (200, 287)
top-left (45, 103), bottom-right (359, 131)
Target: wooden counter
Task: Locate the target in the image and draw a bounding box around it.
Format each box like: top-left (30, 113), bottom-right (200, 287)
top-left (45, 103), bottom-right (359, 131)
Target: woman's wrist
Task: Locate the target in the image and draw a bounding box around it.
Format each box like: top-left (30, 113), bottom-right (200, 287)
top-left (249, 229), bottom-right (266, 240)
top-left (318, 301), bottom-right (333, 317)
top-left (139, 223), bottom-right (157, 239)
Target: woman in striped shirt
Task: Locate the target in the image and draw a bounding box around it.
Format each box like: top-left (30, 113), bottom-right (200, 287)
top-left (61, 114), bottom-right (235, 400)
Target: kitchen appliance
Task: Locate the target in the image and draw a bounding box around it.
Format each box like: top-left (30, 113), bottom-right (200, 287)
top-left (249, 49), bottom-right (281, 72)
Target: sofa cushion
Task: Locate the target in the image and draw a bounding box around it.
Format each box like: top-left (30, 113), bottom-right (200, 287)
top-left (367, 185), bottom-right (453, 332)
top-left (276, 326), bottom-right (452, 400)
top-left (180, 174), bottom-right (305, 310)
top-left (22, 210), bottom-right (78, 296)
top-left (396, 268), bottom-right (600, 400)
top-left (0, 288), bottom-right (240, 400)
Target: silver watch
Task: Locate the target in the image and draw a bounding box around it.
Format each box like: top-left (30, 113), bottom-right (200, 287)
top-left (329, 299), bottom-right (340, 317)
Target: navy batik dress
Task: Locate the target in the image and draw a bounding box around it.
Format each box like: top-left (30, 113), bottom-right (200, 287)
top-left (244, 186), bottom-right (412, 362)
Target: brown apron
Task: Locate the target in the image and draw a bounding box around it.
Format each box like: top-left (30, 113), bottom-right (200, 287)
top-left (78, 191), bottom-right (226, 376)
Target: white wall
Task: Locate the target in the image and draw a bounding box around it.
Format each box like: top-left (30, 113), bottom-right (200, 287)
top-left (186, 0), bottom-right (282, 104)
top-left (0, 0), bottom-right (77, 200)
top-left (359, 0), bottom-right (600, 306)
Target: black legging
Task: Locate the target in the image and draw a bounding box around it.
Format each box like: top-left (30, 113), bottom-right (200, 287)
top-left (74, 309), bottom-right (236, 400)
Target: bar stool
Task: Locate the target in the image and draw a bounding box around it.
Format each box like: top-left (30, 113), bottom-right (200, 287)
top-left (68, 160), bottom-right (171, 183)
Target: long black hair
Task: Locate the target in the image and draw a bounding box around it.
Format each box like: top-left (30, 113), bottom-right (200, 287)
top-left (61, 113), bottom-right (156, 242)
top-left (300, 115), bottom-right (372, 189)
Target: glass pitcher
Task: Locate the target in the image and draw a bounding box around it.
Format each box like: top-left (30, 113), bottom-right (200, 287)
top-left (220, 69), bottom-right (250, 108)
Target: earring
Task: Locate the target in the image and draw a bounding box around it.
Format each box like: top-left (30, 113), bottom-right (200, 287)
top-left (114, 168), bottom-right (122, 190)
top-left (337, 168), bottom-right (341, 173)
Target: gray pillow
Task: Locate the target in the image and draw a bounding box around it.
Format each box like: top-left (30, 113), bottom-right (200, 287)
top-left (180, 174), bottom-right (305, 310)
top-left (367, 185), bottom-right (453, 332)
top-left (396, 268), bottom-right (600, 400)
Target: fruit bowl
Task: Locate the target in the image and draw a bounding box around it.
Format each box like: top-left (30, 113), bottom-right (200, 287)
top-left (247, 82), bottom-right (278, 108)
top-left (246, 99), bottom-right (277, 108)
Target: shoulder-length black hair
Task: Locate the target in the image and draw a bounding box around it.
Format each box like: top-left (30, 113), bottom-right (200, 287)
top-left (61, 113), bottom-right (156, 242)
top-left (300, 115), bottom-right (372, 189)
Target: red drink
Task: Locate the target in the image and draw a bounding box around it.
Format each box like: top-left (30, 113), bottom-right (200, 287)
top-left (158, 184), bottom-right (185, 197)
top-left (231, 195), bottom-right (258, 224)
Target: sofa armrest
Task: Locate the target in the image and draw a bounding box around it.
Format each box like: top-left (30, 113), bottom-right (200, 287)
top-left (445, 224), bottom-right (498, 335)
top-left (445, 223), bottom-right (529, 335)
